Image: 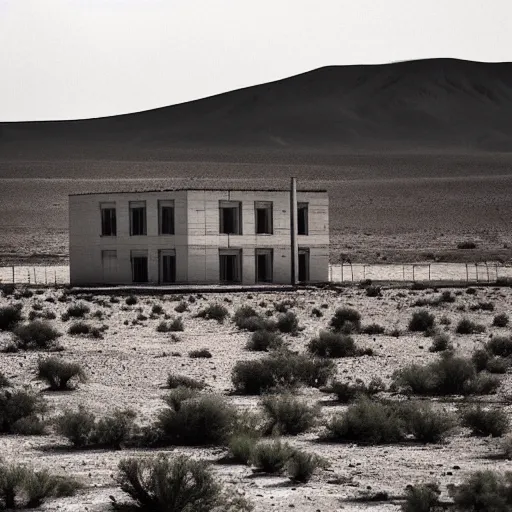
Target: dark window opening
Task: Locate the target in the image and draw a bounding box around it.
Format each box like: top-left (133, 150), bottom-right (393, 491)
top-left (256, 250), bottom-right (273, 283)
top-left (161, 254), bottom-right (176, 283)
top-left (219, 251), bottom-right (242, 283)
top-left (159, 202), bottom-right (175, 235)
top-left (298, 250), bottom-right (309, 282)
top-left (255, 202), bottom-right (273, 234)
top-left (101, 208), bottom-right (116, 236)
top-left (132, 256), bottom-right (148, 283)
top-left (130, 203), bottom-right (146, 236)
top-left (298, 203), bottom-right (309, 235)
top-left (219, 202), bottom-right (241, 234)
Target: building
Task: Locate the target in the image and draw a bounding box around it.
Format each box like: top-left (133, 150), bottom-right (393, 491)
top-left (68, 184), bottom-right (329, 286)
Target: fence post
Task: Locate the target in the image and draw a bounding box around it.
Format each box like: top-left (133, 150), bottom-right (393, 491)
top-left (402, 265), bottom-right (405, 281)
top-left (363, 265), bottom-right (366, 280)
top-left (33, 268), bottom-right (37, 285)
top-left (45, 267), bottom-right (47, 285)
top-left (465, 264), bottom-right (468, 283)
top-left (12, 266), bottom-right (14, 284)
top-left (350, 263), bottom-right (354, 282)
top-left (428, 264), bottom-right (431, 282)
top-left (412, 265), bottom-right (415, 282)
top-left (486, 263), bottom-right (490, 283)
top-left (341, 263), bottom-right (344, 283)
top-left (27, 269), bottom-right (30, 284)
top-left (54, 271), bottom-right (57, 285)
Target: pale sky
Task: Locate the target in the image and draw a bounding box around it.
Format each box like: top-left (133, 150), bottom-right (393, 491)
top-left (1, 0), bottom-right (511, 121)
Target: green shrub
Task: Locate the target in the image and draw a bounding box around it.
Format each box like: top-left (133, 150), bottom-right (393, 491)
top-left (189, 348), bottom-right (212, 358)
top-left (55, 406), bottom-right (96, 447)
top-left (66, 302), bottom-right (90, 318)
top-left (246, 330), bottom-right (283, 351)
top-left (13, 321), bottom-right (61, 350)
top-left (228, 433), bottom-right (259, 464)
top-left (156, 394), bottom-right (236, 446)
top-left (461, 406), bottom-right (509, 437)
top-left (0, 463), bottom-right (81, 509)
top-left (398, 402), bottom-right (454, 443)
top-left (116, 454), bottom-right (251, 512)
top-left (326, 378), bottom-right (385, 403)
top-left (174, 301), bottom-right (188, 313)
top-left (286, 450), bottom-right (325, 484)
top-left (260, 393), bottom-right (320, 435)
top-left (125, 295), bottom-right (137, 306)
top-left (0, 372), bottom-right (10, 388)
top-left (196, 304), bottom-right (229, 323)
top-left (487, 336), bottom-right (512, 357)
top-left (68, 321), bottom-right (91, 335)
top-left (37, 357), bottom-right (86, 391)
top-left (308, 330), bottom-right (357, 358)
top-left (401, 483), bottom-right (441, 512)
top-left (330, 308), bottom-right (361, 332)
top-left (93, 409), bottom-right (137, 449)
top-left (167, 374), bottom-right (205, 390)
top-left (456, 318), bottom-right (486, 334)
top-left (232, 352), bottom-right (335, 395)
top-left (409, 310), bottom-right (435, 332)
top-left (276, 311), bottom-right (299, 334)
top-left (251, 440), bottom-right (293, 474)
top-left (393, 354), bottom-right (498, 396)
top-left (0, 389), bottom-right (47, 434)
top-left (429, 332), bottom-right (451, 352)
top-left (493, 313), bottom-right (509, 327)
top-left (452, 471), bottom-right (512, 511)
top-left (0, 304), bottom-right (23, 331)
top-left (325, 398), bottom-right (405, 445)
top-left (361, 323), bottom-right (385, 335)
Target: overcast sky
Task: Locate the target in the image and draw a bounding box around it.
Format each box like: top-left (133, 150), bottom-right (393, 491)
top-left (1, 0), bottom-right (511, 121)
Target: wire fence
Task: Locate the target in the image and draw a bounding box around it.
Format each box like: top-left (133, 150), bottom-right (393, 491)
top-left (1, 262), bottom-right (512, 287)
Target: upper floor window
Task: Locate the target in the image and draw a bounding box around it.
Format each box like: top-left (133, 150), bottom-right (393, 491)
top-left (159, 200), bottom-right (175, 235)
top-left (255, 201), bottom-right (273, 234)
top-left (100, 202), bottom-right (116, 236)
top-left (219, 201), bottom-right (242, 235)
top-left (130, 201), bottom-right (147, 236)
top-left (298, 203), bottom-right (309, 235)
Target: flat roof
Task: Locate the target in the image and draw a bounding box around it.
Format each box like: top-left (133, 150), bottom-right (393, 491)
top-left (69, 187), bottom-right (328, 197)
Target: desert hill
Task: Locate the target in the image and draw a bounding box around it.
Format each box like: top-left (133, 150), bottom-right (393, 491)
top-left (2, 58), bottom-right (512, 161)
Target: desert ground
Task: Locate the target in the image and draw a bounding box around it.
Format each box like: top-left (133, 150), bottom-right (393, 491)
top-left (1, 283), bottom-right (512, 511)
top-left (2, 153), bottom-right (512, 267)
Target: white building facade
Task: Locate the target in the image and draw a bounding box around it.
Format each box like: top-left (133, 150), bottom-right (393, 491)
top-left (68, 188), bottom-right (329, 286)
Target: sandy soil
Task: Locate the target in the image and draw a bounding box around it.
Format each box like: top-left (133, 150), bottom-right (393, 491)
top-left (1, 285), bottom-right (511, 511)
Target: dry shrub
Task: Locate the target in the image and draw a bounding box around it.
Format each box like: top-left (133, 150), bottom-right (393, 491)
top-left (409, 310), bottom-right (435, 332)
top-left (330, 308), bottom-right (362, 332)
top-left (196, 304), bottom-right (229, 323)
top-left (12, 321), bottom-right (61, 350)
top-left (246, 330), bottom-right (283, 351)
top-left (0, 389), bottom-right (47, 434)
top-left (308, 330), bottom-right (357, 358)
top-left (461, 406), bottom-right (509, 437)
top-left (0, 304), bottom-right (23, 331)
top-left (37, 357), bottom-right (86, 390)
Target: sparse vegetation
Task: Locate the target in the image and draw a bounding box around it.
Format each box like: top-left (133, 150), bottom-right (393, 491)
top-left (493, 313), bottom-right (509, 327)
top-left (409, 310), bottom-right (435, 332)
top-left (456, 317), bottom-right (486, 334)
top-left (0, 389), bottom-right (47, 434)
top-left (12, 321), bottom-right (61, 350)
top-left (401, 483), bottom-right (441, 512)
top-left (330, 307), bottom-right (362, 332)
top-left (487, 335), bottom-right (512, 357)
top-left (66, 302), bottom-right (90, 318)
top-left (276, 311), bottom-right (299, 334)
top-left (452, 471), bottom-right (512, 511)
top-left (429, 332), bottom-right (451, 352)
top-left (325, 378), bottom-right (385, 403)
top-left (286, 449), bottom-right (325, 483)
top-left (260, 393), bottom-right (320, 435)
top-left (37, 357), bottom-right (86, 390)
top-left (308, 330), bottom-right (357, 358)
top-left (167, 374), bottom-right (205, 390)
top-left (116, 454), bottom-right (252, 512)
top-left (196, 304), bottom-right (229, 323)
top-left (361, 323), bottom-right (385, 335)
top-left (0, 304), bottom-right (23, 331)
top-left (125, 295), bottom-right (137, 305)
top-left (251, 440), bottom-right (293, 474)
top-left (189, 348), bottom-right (212, 358)
top-left (461, 406), bottom-right (509, 437)
top-left (68, 321), bottom-right (91, 335)
top-left (246, 329), bottom-right (283, 351)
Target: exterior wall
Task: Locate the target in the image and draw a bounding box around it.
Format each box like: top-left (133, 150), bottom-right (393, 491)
top-left (69, 188), bottom-right (329, 286)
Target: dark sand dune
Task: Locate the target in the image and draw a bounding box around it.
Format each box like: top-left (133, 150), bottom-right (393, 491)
top-left (2, 58), bottom-right (512, 161)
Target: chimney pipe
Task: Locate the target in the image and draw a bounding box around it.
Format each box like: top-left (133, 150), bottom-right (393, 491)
top-left (290, 177), bottom-right (299, 285)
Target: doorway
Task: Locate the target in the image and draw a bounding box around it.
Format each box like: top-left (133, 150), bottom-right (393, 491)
top-left (159, 250), bottom-right (176, 283)
top-left (256, 249), bottom-right (273, 283)
top-left (219, 249), bottom-right (242, 283)
top-left (131, 251), bottom-right (148, 283)
top-left (298, 248), bottom-right (309, 282)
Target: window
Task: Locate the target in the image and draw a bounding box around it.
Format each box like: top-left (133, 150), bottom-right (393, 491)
top-left (159, 200), bottom-right (175, 235)
top-left (219, 201), bottom-right (242, 235)
top-left (298, 203), bottom-right (309, 235)
top-left (298, 248), bottom-right (310, 282)
top-left (255, 249), bottom-right (273, 283)
top-left (101, 250), bottom-right (117, 282)
top-left (160, 249), bottom-right (176, 283)
top-left (255, 201), bottom-right (273, 234)
top-left (131, 251), bottom-right (148, 283)
top-left (219, 249), bottom-right (242, 283)
top-left (130, 201), bottom-right (146, 236)
top-left (100, 203), bottom-right (116, 236)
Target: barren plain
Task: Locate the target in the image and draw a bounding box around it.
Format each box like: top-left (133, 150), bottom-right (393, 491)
top-left (1, 284), bottom-right (512, 511)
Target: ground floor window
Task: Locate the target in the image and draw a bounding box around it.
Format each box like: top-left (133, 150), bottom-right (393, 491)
top-left (255, 249), bottom-right (273, 283)
top-left (160, 249), bottom-right (176, 283)
top-left (298, 248), bottom-right (310, 282)
top-left (219, 249), bottom-right (242, 283)
top-left (131, 251), bottom-right (148, 283)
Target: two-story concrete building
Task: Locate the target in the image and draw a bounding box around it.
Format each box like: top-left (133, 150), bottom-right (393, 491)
top-left (68, 185), bottom-right (329, 286)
